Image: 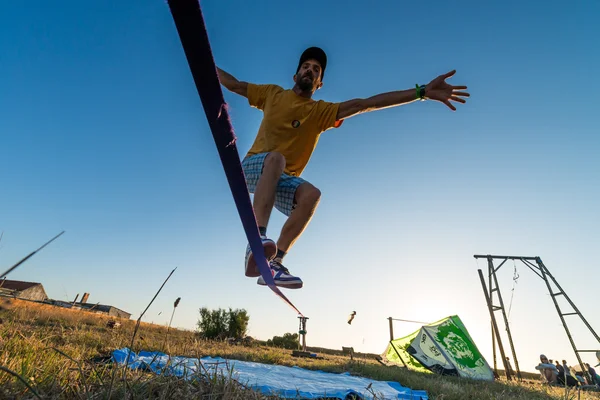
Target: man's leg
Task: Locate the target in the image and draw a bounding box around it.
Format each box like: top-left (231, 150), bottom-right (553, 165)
top-left (256, 179), bottom-right (320, 289)
top-left (253, 152), bottom-right (285, 229)
top-left (545, 370), bottom-right (556, 384)
top-left (277, 182), bottom-right (321, 255)
top-left (242, 152), bottom-right (284, 277)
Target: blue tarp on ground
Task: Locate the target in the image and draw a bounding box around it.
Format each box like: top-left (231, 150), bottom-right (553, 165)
top-left (112, 348), bottom-right (428, 399)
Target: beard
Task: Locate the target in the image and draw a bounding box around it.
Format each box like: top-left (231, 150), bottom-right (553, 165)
top-left (297, 73), bottom-right (315, 91)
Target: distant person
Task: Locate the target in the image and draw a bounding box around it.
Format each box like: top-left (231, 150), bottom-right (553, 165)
top-left (536, 354), bottom-right (558, 384)
top-left (562, 360), bottom-right (571, 376)
top-left (555, 360), bottom-right (579, 387)
top-left (586, 363), bottom-right (599, 385)
top-left (217, 47), bottom-right (469, 289)
top-left (555, 360), bottom-right (565, 377)
top-left (505, 357), bottom-right (514, 377)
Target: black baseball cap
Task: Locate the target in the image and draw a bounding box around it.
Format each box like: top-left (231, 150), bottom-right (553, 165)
top-left (297, 47), bottom-right (327, 80)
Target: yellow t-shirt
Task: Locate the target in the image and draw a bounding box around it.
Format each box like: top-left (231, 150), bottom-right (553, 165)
top-left (246, 83), bottom-right (343, 176)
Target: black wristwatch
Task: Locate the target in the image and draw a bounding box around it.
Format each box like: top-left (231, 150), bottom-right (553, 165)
top-left (419, 85), bottom-right (427, 100)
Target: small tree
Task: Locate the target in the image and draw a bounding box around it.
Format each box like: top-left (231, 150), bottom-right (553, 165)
top-left (226, 307), bottom-right (249, 339)
top-left (197, 307), bottom-right (249, 340)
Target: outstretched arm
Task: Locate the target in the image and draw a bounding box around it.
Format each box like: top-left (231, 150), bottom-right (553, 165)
top-left (217, 67), bottom-right (249, 98)
top-left (336, 70), bottom-right (469, 120)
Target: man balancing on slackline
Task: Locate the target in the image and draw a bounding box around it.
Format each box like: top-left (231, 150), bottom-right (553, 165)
top-left (217, 47), bottom-right (469, 289)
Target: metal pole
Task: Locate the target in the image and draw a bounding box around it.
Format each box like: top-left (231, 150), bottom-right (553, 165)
top-left (475, 254), bottom-right (600, 384)
top-left (536, 258), bottom-right (594, 383)
top-left (298, 316), bottom-right (308, 352)
top-left (474, 255), bottom-right (538, 261)
top-left (389, 341), bottom-right (408, 368)
top-left (488, 259), bottom-right (497, 374)
top-left (302, 318), bottom-right (306, 351)
top-left (388, 317), bottom-right (394, 342)
top-left (537, 258), bottom-right (600, 343)
top-left (488, 257), bottom-right (522, 380)
top-left (478, 269), bottom-right (511, 380)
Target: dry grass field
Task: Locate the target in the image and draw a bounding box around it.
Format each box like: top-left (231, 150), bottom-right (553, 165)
top-left (1, 298), bottom-right (598, 399)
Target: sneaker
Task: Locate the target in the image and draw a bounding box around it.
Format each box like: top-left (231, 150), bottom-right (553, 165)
top-left (245, 236), bottom-right (277, 278)
top-left (257, 259), bottom-right (303, 289)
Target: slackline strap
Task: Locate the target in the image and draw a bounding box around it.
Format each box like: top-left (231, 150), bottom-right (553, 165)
top-left (167, 0), bottom-right (302, 316)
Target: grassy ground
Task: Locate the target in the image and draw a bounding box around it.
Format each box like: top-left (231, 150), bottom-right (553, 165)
top-left (1, 298), bottom-right (599, 400)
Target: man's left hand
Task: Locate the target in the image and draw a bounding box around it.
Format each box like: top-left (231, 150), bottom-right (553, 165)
top-left (425, 70), bottom-right (470, 111)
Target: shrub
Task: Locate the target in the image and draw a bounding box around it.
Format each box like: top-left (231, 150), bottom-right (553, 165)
top-left (197, 307), bottom-right (249, 340)
top-left (266, 333), bottom-right (299, 350)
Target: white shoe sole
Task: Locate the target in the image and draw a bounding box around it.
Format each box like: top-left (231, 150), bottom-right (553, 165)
top-left (257, 277), bottom-right (303, 289)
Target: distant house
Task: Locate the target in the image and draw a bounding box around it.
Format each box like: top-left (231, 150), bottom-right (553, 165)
top-left (72, 292), bottom-right (131, 319)
top-left (78, 303), bottom-right (131, 319)
top-left (0, 282), bottom-right (132, 320)
top-left (47, 298), bottom-right (132, 320)
top-left (0, 279), bottom-right (49, 302)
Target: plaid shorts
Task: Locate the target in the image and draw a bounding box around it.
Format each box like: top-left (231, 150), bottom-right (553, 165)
top-left (242, 152), bottom-right (306, 217)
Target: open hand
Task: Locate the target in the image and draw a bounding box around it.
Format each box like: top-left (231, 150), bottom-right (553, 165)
top-left (425, 70), bottom-right (469, 111)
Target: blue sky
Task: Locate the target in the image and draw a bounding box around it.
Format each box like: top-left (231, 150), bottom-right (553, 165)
top-left (1, 0), bottom-right (599, 373)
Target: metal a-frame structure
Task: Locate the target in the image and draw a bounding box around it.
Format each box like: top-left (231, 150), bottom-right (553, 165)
top-left (475, 254), bottom-right (599, 383)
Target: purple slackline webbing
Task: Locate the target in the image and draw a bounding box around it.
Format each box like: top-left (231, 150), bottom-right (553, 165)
top-left (167, 0), bottom-right (302, 316)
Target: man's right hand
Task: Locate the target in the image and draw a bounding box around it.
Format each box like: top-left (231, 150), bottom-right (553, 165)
top-left (217, 67), bottom-right (249, 98)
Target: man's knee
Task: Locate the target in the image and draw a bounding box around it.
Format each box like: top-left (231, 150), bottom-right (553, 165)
top-left (296, 183), bottom-right (321, 208)
top-left (263, 152), bottom-right (286, 174)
